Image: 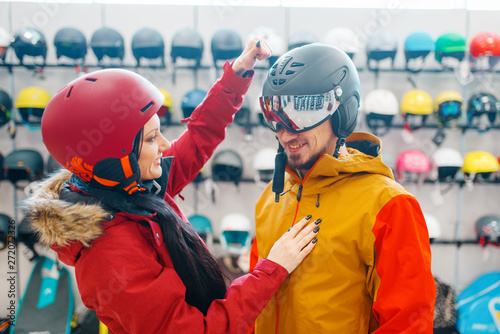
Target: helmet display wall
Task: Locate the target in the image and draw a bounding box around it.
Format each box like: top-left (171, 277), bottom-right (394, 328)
top-left (0, 4), bottom-right (500, 323)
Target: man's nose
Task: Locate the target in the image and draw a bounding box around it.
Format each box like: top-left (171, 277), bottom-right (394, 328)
top-left (278, 128), bottom-right (299, 142)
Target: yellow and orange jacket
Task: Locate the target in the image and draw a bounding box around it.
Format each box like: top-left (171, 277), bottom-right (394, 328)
top-left (250, 132), bottom-right (436, 334)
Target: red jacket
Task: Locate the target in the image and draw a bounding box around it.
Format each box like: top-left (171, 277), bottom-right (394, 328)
top-left (26, 62), bottom-right (289, 334)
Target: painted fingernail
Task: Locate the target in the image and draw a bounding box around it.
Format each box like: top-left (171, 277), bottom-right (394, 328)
top-left (305, 215), bottom-right (312, 220)
top-left (256, 40), bottom-right (261, 47)
top-left (288, 226), bottom-right (293, 232)
top-left (313, 227), bottom-right (320, 233)
top-left (312, 238), bottom-right (318, 244)
top-left (314, 218), bottom-right (322, 225)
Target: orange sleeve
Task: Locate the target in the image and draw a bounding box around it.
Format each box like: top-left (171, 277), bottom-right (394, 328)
top-left (249, 237), bottom-right (259, 272)
top-left (371, 194), bottom-right (436, 333)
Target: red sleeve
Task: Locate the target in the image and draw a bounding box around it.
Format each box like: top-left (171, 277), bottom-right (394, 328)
top-left (164, 61), bottom-right (254, 197)
top-left (371, 194), bottom-right (436, 333)
top-left (76, 224), bottom-right (287, 334)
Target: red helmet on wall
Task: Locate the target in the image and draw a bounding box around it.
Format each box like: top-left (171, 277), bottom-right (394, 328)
top-left (41, 69), bottom-right (163, 185)
top-left (469, 32), bottom-right (500, 59)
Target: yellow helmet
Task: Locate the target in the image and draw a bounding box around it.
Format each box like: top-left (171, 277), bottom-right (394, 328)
top-left (15, 86), bottom-right (51, 109)
top-left (433, 90), bottom-right (463, 128)
top-left (401, 89), bottom-right (433, 115)
top-left (434, 90), bottom-right (463, 110)
top-left (462, 151), bottom-right (499, 174)
top-left (157, 88), bottom-right (174, 124)
top-left (158, 88), bottom-right (173, 109)
top-left (15, 86), bottom-right (51, 126)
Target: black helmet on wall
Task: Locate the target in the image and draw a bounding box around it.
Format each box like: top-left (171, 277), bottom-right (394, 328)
top-left (211, 29), bottom-right (243, 67)
top-left (11, 27), bottom-right (47, 65)
top-left (171, 27), bottom-right (204, 66)
top-left (131, 27), bottom-right (165, 67)
top-left (4, 149), bottom-right (44, 185)
top-left (54, 27), bottom-right (87, 62)
top-left (0, 88), bottom-right (12, 128)
top-left (91, 27), bottom-right (125, 63)
top-left (261, 43), bottom-right (360, 140)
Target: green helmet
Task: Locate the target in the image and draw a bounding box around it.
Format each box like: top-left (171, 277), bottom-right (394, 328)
top-left (435, 32), bottom-right (467, 64)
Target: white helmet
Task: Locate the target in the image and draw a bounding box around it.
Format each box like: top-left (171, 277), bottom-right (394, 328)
top-left (431, 147), bottom-right (463, 182)
top-left (323, 27), bottom-right (360, 58)
top-left (0, 27), bottom-right (10, 47)
top-left (432, 148), bottom-right (464, 167)
top-left (253, 147), bottom-right (276, 184)
top-left (219, 213), bottom-right (253, 255)
top-left (423, 212), bottom-right (441, 240)
top-left (363, 89), bottom-right (399, 136)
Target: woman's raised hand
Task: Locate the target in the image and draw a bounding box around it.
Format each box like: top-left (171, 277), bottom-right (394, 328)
top-left (232, 37), bottom-right (272, 76)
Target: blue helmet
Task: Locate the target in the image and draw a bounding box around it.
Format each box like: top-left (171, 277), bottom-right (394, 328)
top-left (404, 31), bottom-right (434, 72)
top-left (181, 89), bottom-right (207, 119)
top-left (188, 215), bottom-right (213, 235)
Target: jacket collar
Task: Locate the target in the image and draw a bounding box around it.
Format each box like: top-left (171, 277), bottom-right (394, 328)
top-left (22, 169), bottom-right (111, 249)
top-left (285, 132), bottom-right (394, 190)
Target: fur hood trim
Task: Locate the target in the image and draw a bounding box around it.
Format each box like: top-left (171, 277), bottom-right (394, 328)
top-left (22, 169), bottom-right (110, 247)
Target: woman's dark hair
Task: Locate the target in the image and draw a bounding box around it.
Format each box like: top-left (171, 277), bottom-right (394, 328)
top-left (131, 129), bottom-right (227, 314)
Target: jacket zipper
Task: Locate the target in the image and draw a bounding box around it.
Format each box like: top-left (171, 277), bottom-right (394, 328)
top-left (275, 157), bottom-right (325, 333)
top-left (296, 185), bottom-right (303, 201)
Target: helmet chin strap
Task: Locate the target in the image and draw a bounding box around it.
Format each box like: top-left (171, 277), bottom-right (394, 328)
top-left (334, 138), bottom-right (345, 158)
top-left (272, 141), bottom-right (287, 203)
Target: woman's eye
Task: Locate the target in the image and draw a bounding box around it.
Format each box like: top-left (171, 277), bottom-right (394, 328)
top-left (148, 135), bottom-right (156, 142)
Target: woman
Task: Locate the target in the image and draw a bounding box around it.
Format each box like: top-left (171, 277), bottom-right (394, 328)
top-left (23, 39), bottom-right (320, 333)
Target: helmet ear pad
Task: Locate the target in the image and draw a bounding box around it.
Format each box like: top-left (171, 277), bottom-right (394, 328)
top-left (331, 94), bottom-right (359, 139)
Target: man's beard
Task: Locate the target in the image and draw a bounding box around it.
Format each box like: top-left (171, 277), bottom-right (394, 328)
top-left (286, 151), bottom-right (324, 172)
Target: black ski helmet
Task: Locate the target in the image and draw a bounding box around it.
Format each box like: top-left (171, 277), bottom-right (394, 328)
top-left (467, 92), bottom-right (499, 132)
top-left (476, 215), bottom-right (500, 247)
top-left (91, 27), bottom-right (125, 63)
top-left (234, 98), bottom-right (251, 127)
top-left (131, 27), bottom-right (165, 67)
top-left (211, 149), bottom-right (244, 186)
top-left (3, 149), bottom-right (44, 185)
top-left (0, 213), bottom-right (12, 250)
top-left (262, 43), bottom-right (360, 140)
top-left (171, 27), bottom-right (204, 66)
top-left (0, 88), bottom-right (12, 128)
top-left (54, 27), bottom-right (87, 61)
top-left (11, 27), bottom-right (47, 65)
top-left (211, 29), bottom-right (243, 67)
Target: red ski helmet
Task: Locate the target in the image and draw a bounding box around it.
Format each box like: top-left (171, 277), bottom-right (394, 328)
top-left (41, 69), bottom-right (163, 184)
top-left (469, 32), bottom-right (500, 59)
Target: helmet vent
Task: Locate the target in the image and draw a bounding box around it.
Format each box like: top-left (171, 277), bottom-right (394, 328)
top-left (290, 62), bottom-right (305, 67)
top-left (285, 70), bottom-right (295, 75)
top-left (85, 78), bottom-right (97, 82)
top-left (272, 79), bottom-right (286, 86)
top-left (141, 101), bottom-right (154, 113)
top-left (65, 86), bottom-right (73, 98)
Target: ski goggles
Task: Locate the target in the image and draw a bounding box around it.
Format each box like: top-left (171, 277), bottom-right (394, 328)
top-left (259, 89), bottom-right (341, 133)
top-left (439, 101), bottom-right (461, 118)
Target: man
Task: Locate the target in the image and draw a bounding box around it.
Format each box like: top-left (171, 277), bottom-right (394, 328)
top-left (249, 43), bottom-right (436, 333)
